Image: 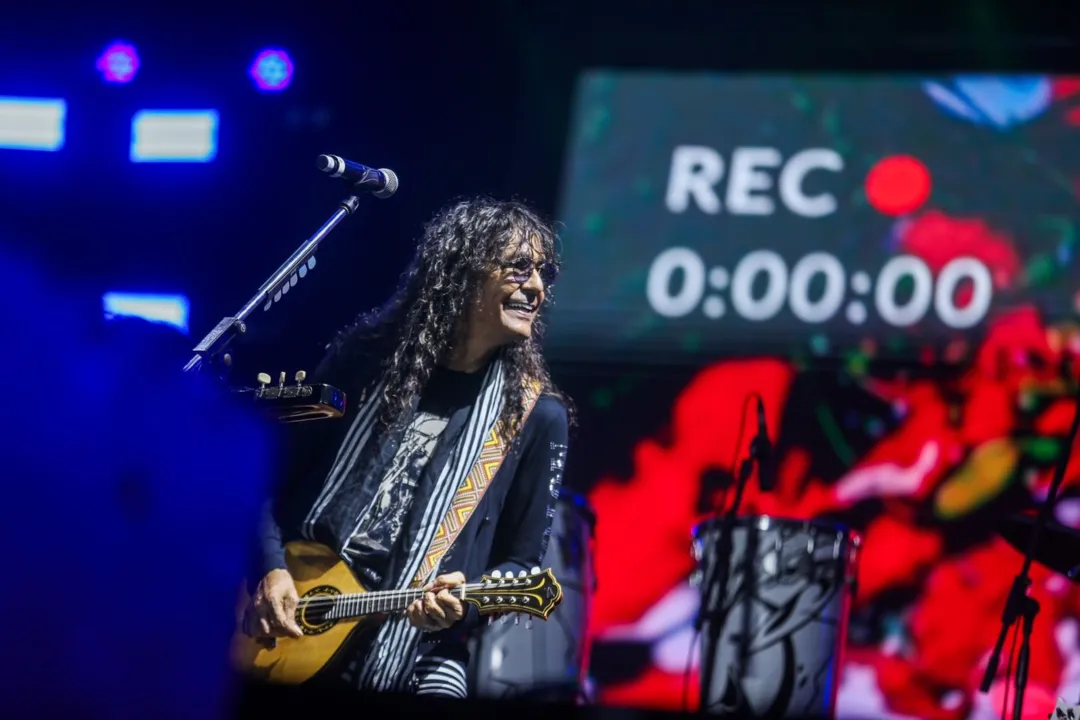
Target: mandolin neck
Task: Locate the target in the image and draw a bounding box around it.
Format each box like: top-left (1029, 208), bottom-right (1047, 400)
top-left (295, 568), bottom-right (561, 626)
top-left (317, 587), bottom-right (464, 621)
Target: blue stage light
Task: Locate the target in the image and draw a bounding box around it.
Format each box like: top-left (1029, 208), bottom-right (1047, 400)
top-left (249, 48), bottom-right (294, 92)
top-left (97, 41), bottom-right (140, 84)
top-left (130, 110), bottom-right (219, 162)
top-left (0, 97), bottom-right (66, 151)
top-left (103, 292), bottom-right (190, 333)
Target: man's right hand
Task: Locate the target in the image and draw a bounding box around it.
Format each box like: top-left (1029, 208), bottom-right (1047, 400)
top-left (245, 568), bottom-right (304, 638)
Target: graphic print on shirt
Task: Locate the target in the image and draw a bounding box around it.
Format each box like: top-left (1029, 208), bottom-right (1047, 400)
top-left (550, 442), bottom-right (568, 499)
top-left (541, 442), bottom-right (569, 556)
top-left (345, 412), bottom-right (449, 562)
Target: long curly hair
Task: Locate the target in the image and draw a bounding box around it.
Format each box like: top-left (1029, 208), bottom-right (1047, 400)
top-left (325, 197), bottom-right (572, 435)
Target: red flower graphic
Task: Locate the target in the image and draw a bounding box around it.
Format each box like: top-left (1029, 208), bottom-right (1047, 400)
top-left (898, 211), bottom-right (1022, 300)
top-left (587, 310), bottom-right (1080, 715)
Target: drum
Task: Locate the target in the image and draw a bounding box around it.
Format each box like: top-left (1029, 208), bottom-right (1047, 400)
top-left (469, 490), bottom-right (597, 702)
top-left (692, 516), bottom-right (860, 719)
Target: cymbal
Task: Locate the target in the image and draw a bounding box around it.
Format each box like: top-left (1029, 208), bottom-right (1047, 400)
top-left (998, 513), bottom-right (1080, 581)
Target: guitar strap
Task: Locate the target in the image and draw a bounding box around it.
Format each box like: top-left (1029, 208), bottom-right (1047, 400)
top-left (410, 383), bottom-right (542, 587)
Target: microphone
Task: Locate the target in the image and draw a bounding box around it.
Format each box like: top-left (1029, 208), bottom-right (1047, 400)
top-left (753, 396), bottom-right (776, 492)
top-left (316, 154), bottom-right (399, 199)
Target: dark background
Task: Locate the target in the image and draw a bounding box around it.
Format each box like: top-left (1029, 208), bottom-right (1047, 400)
top-left (3, 0), bottom-right (1076, 483)
top-left (3, 1), bottom-right (1080, 716)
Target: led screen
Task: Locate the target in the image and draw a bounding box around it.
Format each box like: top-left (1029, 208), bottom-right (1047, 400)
top-left (549, 73), bottom-right (1080, 364)
top-left (553, 73), bottom-right (1080, 719)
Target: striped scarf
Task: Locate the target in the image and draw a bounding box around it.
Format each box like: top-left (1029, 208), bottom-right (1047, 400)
top-left (300, 355), bottom-right (507, 692)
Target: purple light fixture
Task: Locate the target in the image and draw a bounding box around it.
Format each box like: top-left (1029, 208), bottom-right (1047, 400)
top-left (249, 48), bottom-right (294, 92)
top-left (96, 41), bottom-right (140, 84)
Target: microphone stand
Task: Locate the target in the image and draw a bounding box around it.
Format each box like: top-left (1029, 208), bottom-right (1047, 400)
top-left (979, 377), bottom-right (1080, 719)
top-left (696, 432), bottom-right (768, 715)
top-left (182, 192), bottom-right (364, 375)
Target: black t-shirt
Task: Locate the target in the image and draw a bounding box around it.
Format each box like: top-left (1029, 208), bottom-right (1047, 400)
top-left (341, 366), bottom-right (485, 584)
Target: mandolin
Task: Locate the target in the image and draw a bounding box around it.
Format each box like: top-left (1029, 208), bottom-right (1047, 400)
top-left (234, 370), bottom-right (346, 423)
top-left (231, 541), bottom-right (563, 685)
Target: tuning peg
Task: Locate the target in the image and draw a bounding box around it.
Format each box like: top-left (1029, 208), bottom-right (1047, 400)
top-left (525, 617), bottom-right (533, 630)
top-left (518, 570), bottom-right (526, 578)
top-left (256, 373), bottom-right (272, 388)
top-left (278, 372), bottom-right (286, 389)
top-left (491, 570), bottom-right (502, 579)
top-left (501, 615), bottom-right (509, 625)
top-left (530, 567), bottom-right (541, 575)
top-left (514, 614), bottom-right (520, 625)
top-left (487, 616), bottom-right (493, 626)
top-left (295, 370), bottom-right (307, 385)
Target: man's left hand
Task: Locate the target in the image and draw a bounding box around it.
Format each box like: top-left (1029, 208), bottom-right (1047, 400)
top-left (406, 571), bottom-right (465, 632)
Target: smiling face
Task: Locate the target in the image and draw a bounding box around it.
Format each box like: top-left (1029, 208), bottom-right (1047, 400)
top-left (460, 234), bottom-right (557, 360)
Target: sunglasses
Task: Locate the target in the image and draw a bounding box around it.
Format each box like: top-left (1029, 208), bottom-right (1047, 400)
top-left (505, 256), bottom-right (560, 286)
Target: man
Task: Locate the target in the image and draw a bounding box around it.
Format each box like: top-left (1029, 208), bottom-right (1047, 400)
top-left (244, 198), bottom-right (571, 698)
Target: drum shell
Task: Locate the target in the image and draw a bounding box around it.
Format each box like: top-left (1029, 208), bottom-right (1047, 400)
top-left (469, 490), bottom-right (596, 702)
top-left (692, 516), bottom-right (861, 719)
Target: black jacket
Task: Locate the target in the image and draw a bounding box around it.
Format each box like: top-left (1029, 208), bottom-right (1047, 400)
top-left (257, 349), bottom-right (568, 643)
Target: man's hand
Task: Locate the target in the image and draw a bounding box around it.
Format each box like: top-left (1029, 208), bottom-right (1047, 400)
top-left (244, 568), bottom-right (304, 638)
top-left (406, 571), bottom-right (465, 632)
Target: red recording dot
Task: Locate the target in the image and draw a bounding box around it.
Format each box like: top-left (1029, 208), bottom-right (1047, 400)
top-left (865, 155), bottom-right (932, 216)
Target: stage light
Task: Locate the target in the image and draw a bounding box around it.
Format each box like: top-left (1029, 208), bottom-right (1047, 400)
top-left (103, 292), bottom-right (190, 334)
top-left (249, 48), bottom-right (294, 92)
top-left (0, 97), bottom-right (66, 151)
top-left (96, 41), bottom-right (140, 84)
top-left (130, 110), bottom-right (218, 162)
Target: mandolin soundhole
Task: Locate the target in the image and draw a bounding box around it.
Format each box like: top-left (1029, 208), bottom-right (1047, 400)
top-left (297, 585), bottom-right (341, 635)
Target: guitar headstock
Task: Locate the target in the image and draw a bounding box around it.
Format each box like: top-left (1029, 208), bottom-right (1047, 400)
top-left (234, 370), bottom-right (346, 423)
top-left (463, 568), bottom-right (563, 620)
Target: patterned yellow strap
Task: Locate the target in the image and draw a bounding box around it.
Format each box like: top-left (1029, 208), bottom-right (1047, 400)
top-left (411, 383), bottom-right (542, 587)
